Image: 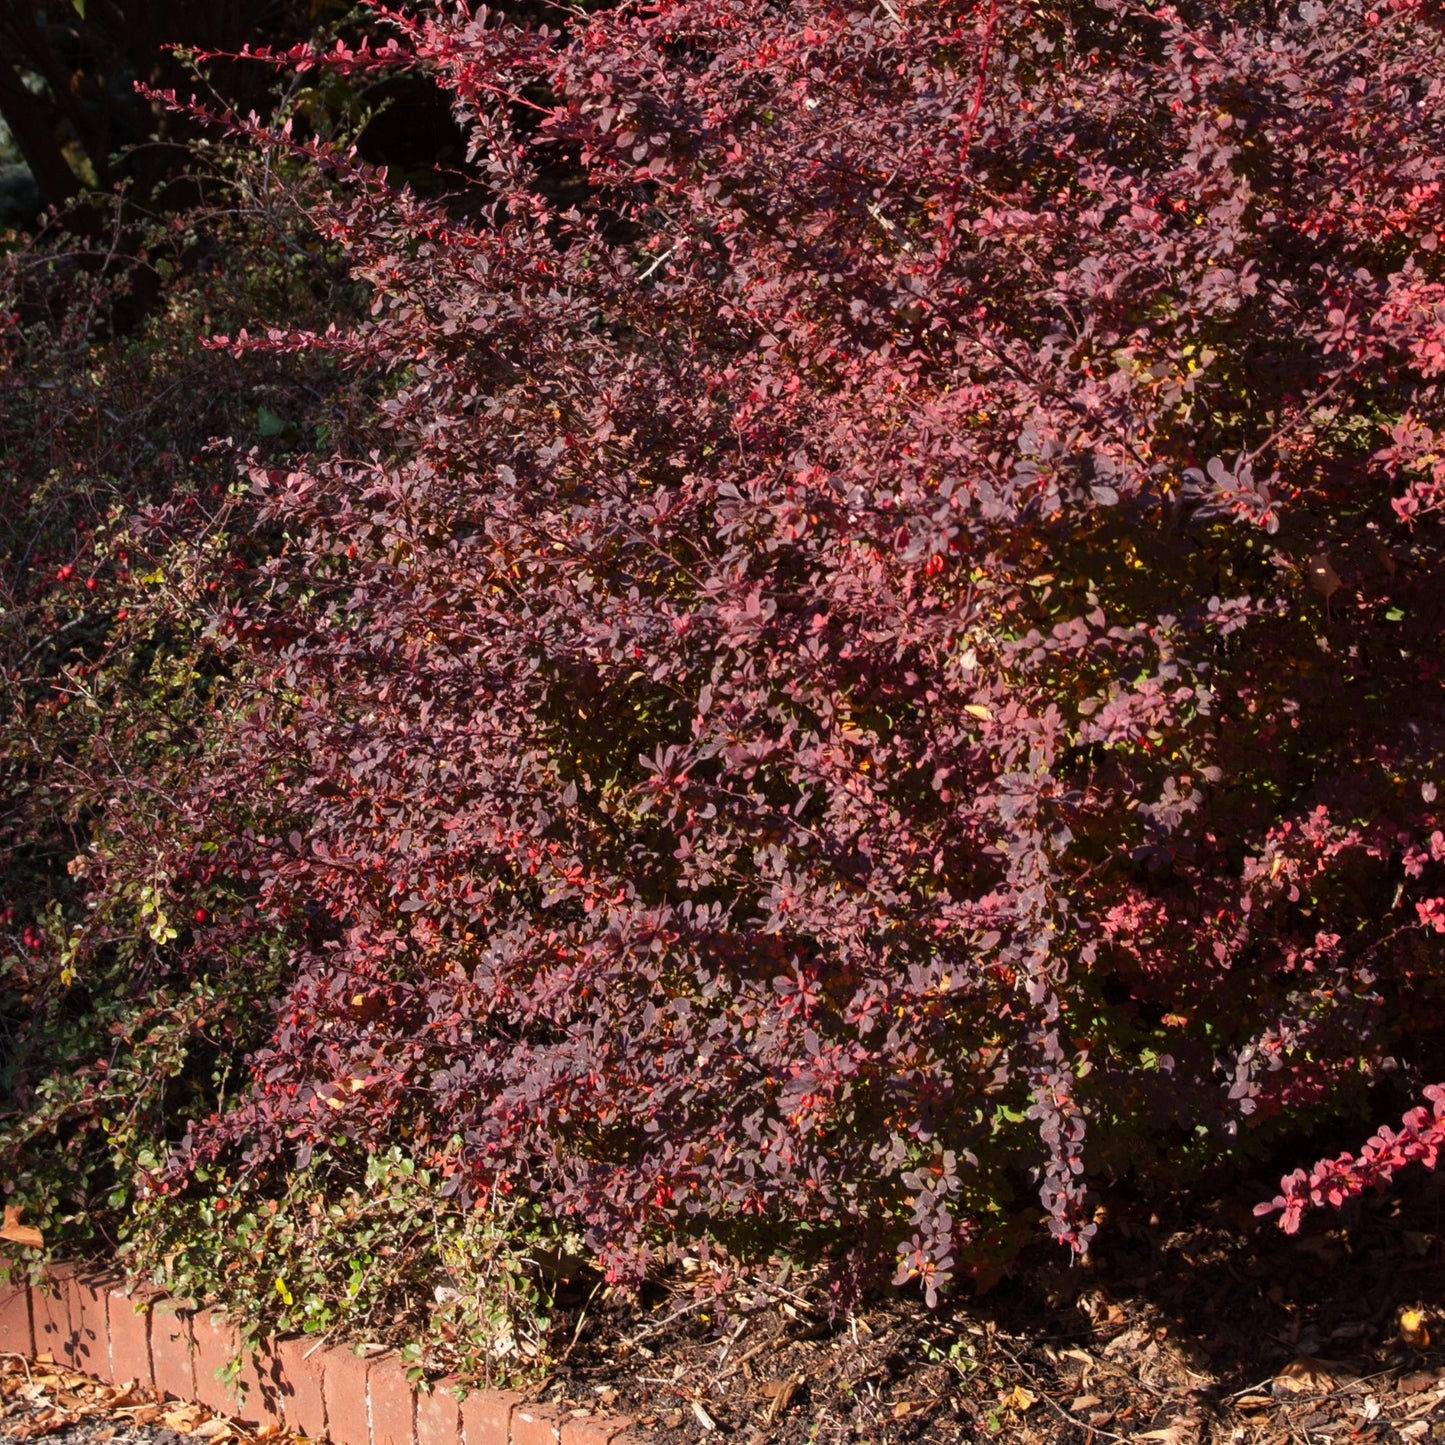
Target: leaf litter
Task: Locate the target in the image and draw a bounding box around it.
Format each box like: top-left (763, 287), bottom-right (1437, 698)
top-left (0, 1356), bottom-right (301, 1445)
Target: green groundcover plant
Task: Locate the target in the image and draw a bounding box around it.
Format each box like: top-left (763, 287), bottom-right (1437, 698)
top-left (7, 0), bottom-right (1445, 1349)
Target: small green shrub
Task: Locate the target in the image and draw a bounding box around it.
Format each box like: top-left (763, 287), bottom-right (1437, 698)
top-left (128, 1144), bottom-right (571, 1385)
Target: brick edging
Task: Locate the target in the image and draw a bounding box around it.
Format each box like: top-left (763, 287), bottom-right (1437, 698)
top-left (0, 1263), bottom-right (636, 1445)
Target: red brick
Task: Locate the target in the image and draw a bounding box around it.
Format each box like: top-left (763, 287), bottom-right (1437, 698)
top-left (368, 1354), bottom-right (416, 1445)
top-left (0, 1267), bottom-right (32, 1358)
top-left (458, 1389), bottom-right (521, 1445)
top-left (560, 1415), bottom-right (635, 1445)
top-left (31, 1270), bottom-right (71, 1366)
top-left (416, 1379), bottom-right (461, 1445)
top-left (192, 1309), bottom-right (248, 1417)
top-left (510, 1403), bottom-right (566, 1445)
top-left (178, 1314), bottom-right (284, 1427)
top-left (106, 1287), bottom-right (154, 1391)
top-left (269, 1336), bottom-right (328, 1439)
top-left (231, 1337), bottom-right (282, 1430)
top-left (233, 1339), bottom-right (284, 1429)
top-left (150, 1299), bottom-right (196, 1401)
top-left (64, 1274), bottom-right (113, 1379)
top-left (322, 1346), bottom-right (373, 1445)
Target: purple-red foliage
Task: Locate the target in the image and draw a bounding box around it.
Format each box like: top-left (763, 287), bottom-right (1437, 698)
top-left (1255, 1084), bottom-right (1445, 1234)
top-left (165, 0), bottom-right (1445, 1292)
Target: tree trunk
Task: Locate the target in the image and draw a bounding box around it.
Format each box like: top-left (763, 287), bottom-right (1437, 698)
top-left (0, 54), bottom-right (80, 214)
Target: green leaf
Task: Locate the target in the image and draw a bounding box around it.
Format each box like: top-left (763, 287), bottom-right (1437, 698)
top-left (257, 406), bottom-right (286, 438)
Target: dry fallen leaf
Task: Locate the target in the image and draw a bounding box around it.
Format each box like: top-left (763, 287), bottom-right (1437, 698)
top-left (191, 1416), bottom-right (236, 1440)
top-left (162, 1403), bottom-right (210, 1432)
top-left (116, 1403), bottom-right (164, 1424)
top-left (1070, 1395), bottom-right (1103, 1412)
top-left (1272, 1356), bottom-right (1338, 1396)
top-left (689, 1401), bottom-right (717, 1433)
top-left (760, 1376), bottom-right (799, 1421)
top-left (1001, 1386), bottom-right (1036, 1412)
top-left (6, 1415), bottom-right (62, 1440)
top-left (1103, 1324), bottom-right (1152, 1359)
top-left (0, 1205), bottom-right (43, 1250)
top-left (1401, 1309), bottom-right (1432, 1350)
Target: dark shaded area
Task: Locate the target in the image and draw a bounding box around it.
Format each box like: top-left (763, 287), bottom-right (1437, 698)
top-left (544, 1168), bottom-right (1445, 1443)
top-left (0, 1), bottom-right (339, 222)
top-left (0, 0), bottom-right (491, 230)
top-left (355, 75), bottom-right (467, 184)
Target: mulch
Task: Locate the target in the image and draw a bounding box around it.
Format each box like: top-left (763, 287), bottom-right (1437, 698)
top-left (541, 1169), bottom-right (1445, 1443)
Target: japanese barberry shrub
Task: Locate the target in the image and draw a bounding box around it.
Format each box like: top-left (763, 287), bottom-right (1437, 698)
top-left (148, 0), bottom-right (1445, 1303)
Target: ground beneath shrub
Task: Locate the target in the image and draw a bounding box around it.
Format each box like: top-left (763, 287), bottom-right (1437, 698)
top-left (538, 1170), bottom-right (1445, 1443)
top-left (11, 1172), bottom-right (1445, 1443)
